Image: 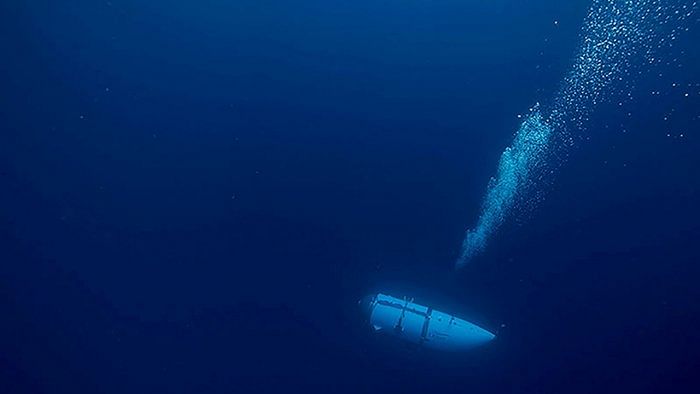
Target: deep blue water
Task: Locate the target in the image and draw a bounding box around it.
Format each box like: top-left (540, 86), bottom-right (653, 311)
top-left (1, 1), bottom-right (699, 393)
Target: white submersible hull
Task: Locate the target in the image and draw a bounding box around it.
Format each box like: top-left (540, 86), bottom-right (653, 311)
top-left (360, 293), bottom-right (495, 351)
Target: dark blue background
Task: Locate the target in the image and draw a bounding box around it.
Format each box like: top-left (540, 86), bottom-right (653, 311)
top-left (1, 1), bottom-right (699, 392)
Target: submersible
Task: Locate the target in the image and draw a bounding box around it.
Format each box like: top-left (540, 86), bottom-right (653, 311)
top-left (359, 293), bottom-right (495, 351)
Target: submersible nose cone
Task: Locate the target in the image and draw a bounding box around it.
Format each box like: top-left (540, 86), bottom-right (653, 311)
top-left (474, 325), bottom-right (496, 343)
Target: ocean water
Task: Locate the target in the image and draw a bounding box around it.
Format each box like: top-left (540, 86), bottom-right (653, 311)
top-left (1, 1), bottom-right (699, 393)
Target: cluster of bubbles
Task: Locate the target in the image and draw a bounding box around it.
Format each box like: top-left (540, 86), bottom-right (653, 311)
top-left (456, 0), bottom-right (696, 269)
top-left (552, 0), bottom-right (696, 134)
top-left (457, 110), bottom-right (552, 266)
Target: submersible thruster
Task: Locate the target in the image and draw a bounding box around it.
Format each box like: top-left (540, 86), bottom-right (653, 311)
top-left (359, 293), bottom-right (495, 351)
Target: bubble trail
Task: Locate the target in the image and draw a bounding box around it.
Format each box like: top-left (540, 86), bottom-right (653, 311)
top-left (457, 110), bottom-right (552, 266)
top-left (456, 0), bottom-right (695, 269)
